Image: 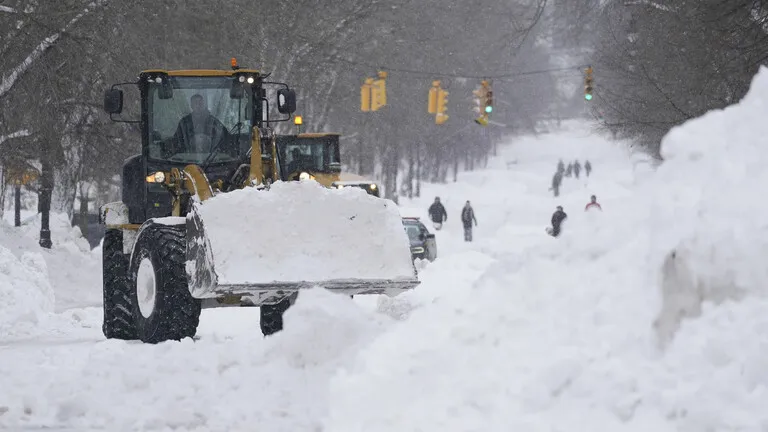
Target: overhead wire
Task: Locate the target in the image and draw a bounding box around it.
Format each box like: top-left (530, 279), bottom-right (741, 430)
top-left (325, 56), bottom-right (590, 80)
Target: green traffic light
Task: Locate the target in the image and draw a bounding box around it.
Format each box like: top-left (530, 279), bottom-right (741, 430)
top-left (585, 94), bottom-right (593, 101)
top-left (485, 106), bottom-right (492, 113)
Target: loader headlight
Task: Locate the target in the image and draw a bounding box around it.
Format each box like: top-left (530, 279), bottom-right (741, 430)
top-left (299, 172), bottom-right (310, 181)
top-left (411, 247), bottom-right (425, 254)
top-left (337, 184), bottom-right (344, 189)
top-left (146, 171), bottom-right (165, 183)
top-left (369, 184), bottom-right (377, 190)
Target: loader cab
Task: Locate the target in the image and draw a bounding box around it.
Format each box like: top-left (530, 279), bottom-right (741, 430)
top-left (103, 66), bottom-right (297, 224)
top-left (275, 133), bottom-right (341, 187)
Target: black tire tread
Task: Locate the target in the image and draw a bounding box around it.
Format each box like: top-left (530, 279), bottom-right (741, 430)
top-left (102, 229), bottom-right (137, 340)
top-left (134, 224), bottom-right (201, 343)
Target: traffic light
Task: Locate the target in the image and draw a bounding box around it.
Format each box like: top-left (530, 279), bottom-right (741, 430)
top-left (428, 80), bottom-right (440, 114)
top-left (584, 66), bottom-right (594, 101)
top-left (473, 86), bottom-right (486, 115)
top-left (371, 71), bottom-right (388, 111)
top-left (361, 78), bottom-right (373, 112)
top-left (435, 87), bottom-right (448, 125)
top-left (473, 80), bottom-right (491, 126)
top-left (436, 87), bottom-right (448, 114)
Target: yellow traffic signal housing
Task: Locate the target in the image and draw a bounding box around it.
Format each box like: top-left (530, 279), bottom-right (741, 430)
top-left (435, 113), bottom-right (448, 125)
top-left (472, 88), bottom-right (486, 114)
top-left (474, 80), bottom-right (492, 114)
top-left (436, 88), bottom-right (448, 114)
top-left (371, 71), bottom-right (388, 111)
top-left (428, 80), bottom-right (440, 114)
top-left (361, 78), bottom-right (373, 112)
top-left (584, 67), bottom-right (594, 101)
top-left (474, 114), bottom-right (489, 126)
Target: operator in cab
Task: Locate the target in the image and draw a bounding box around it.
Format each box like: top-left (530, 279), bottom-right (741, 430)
top-left (285, 148), bottom-right (306, 175)
top-left (173, 93), bottom-right (228, 154)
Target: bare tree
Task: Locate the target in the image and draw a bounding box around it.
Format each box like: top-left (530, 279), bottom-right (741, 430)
top-left (590, 0), bottom-right (767, 155)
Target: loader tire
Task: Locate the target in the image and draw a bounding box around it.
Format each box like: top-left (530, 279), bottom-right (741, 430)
top-left (129, 223), bottom-right (201, 344)
top-left (260, 296), bottom-right (293, 336)
top-left (102, 229), bottom-right (137, 340)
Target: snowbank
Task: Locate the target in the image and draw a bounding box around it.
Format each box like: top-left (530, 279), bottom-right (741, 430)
top-left (0, 212), bottom-right (101, 316)
top-left (646, 66), bottom-right (768, 342)
top-left (12, 212), bottom-right (92, 254)
top-left (0, 246), bottom-right (54, 338)
top-left (324, 67), bottom-right (768, 431)
top-left (192, 180), bottom-right (415, 285)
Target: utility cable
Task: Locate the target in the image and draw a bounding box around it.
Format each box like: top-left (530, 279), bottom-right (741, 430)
top-left (326, 56), bottom-right (589, 80)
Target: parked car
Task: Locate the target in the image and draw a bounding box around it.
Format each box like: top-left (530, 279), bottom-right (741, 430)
top-left (332, 180), bottom-right (380, 197)
top-left (333, 172), bottom-right (380, 197)
top-left (402, 217), bottom-right (437, 261)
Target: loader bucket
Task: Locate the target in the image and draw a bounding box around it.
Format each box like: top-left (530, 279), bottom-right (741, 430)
top-left (185, 180), bottom-right (419, 305)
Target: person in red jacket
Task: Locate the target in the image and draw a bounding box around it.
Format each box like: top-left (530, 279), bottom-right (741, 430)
top-left (585, 195), bottom-right (602, 211)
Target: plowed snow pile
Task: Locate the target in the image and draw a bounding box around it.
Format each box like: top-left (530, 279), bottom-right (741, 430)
top-left (195, 180), bottom-right (414, 284)
top-left (0, 247), bottom-right (53, 338)
top-left (325, 67), bottom-right (768, 431)
top-left (0, 212), bottom-right (101, 340)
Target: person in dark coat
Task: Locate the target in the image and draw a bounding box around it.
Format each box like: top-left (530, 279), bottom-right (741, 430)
top-left (584, 160), bottom-right (592, 177)
top-left (173, 94), bottom-right (227, 154)
top-left (428, 197), bottom-right (447, 230)
top-left (573, 160), bottom-right (581, 179)
top-left (557, 159), bottom-right (565, 174)
top-left (550, 205), bottom-right (567, 237)
top-left (460, 201), bottom-right (478, 242)
top-left (565, 163), bottom-right (573, 177)
top-left (551, 170), bottom-right (563, 197)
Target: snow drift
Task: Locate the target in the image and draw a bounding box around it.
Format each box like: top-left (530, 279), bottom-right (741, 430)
top-left (0, 246), bottom-right (54, 338)
top-left (190, 180), bottom-right (415, 287)
top-left (0, 211), bottom-right (102, 340)
top-left (645, 66), bottom-right (768, 343)
top-left (324, 67), bottom-right (768, 431)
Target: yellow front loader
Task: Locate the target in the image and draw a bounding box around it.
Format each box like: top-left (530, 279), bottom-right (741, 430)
top-left (99, 63), bottom-right (418, 343)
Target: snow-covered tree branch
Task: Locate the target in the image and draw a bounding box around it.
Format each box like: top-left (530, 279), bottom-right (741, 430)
top-left (0, 1), bottom-right (104, 100)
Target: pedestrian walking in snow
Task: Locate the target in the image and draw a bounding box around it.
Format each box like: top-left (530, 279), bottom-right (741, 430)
top-left (557, 159), bottom-right (565, 174)
top-left (549, 205), bottom-right (567, 237)
top-left (428, 197), bottom-right (447, 230)
top-left (551, 170), bottom-right (563, 197)
top-left (565, 163), bottom-right (573, 177)
top-left (574, 160), bottom-right (581, 179)
top-left (585, 195), bottom-right (602, 211)
top-left (461, 201), bottom-right (478, 242)
top-left (585, 160), bottom-right (592, 177)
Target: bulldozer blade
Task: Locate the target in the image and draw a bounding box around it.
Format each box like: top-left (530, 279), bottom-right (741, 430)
top-left (214, 279), bottom-right (419, 306)
top-left (185, 181), bottom-right (419, 301)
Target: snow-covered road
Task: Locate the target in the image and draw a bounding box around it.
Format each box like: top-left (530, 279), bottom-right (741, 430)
top-left (0, 122), bottom-right (639, 430)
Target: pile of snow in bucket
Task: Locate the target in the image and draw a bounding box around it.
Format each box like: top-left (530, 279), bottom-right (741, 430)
top-left (193, 180), bottom-right (415, 284)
